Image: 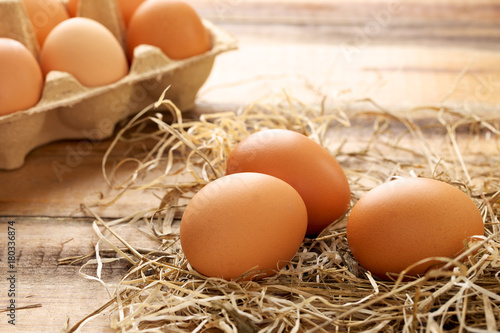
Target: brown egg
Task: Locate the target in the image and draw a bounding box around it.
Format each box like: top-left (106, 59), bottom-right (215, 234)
top-left (117, 0), bottom-right (146, 27)
top-left (66, 0), bottom-right (145, 27)
top-left (0, 38), bottom-right (43, 116)
top-left (39, 17), bottom-right (128, 87)
top-left (226, 129), bottom-right (351, 236)
top-left (346, 177), bottom-right (485, 279)
top-left (126, 0), bottom-right (211, 61)
top-left (180, 172), bottom-right (307, 281)
top-left (22, 0), bottom-right (69, 47)
top-left (66, 0), bottom-right (78, 16)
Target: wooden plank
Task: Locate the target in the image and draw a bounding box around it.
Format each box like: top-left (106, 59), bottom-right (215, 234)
top-left (191, 0), bottom-right (500, 26)
top-left (199, 42), bottom-right (500, 112)
top-left (0, 216), bottom-right (159, 332)
top-left (0, 137), bottom-right (167, 218)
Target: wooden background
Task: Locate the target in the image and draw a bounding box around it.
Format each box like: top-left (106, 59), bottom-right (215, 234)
top-left (1, 0), bottom-right (500, 332)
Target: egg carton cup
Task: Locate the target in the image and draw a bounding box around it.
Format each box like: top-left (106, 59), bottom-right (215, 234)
top-left (0, 0), bottom-right (237, 170)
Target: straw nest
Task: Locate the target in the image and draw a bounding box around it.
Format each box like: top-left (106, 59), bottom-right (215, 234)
top-left (60, 90), bottom-right (500, 333)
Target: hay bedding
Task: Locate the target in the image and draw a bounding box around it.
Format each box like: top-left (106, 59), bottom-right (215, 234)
top-left (62, 92), bottom-right (500, 333)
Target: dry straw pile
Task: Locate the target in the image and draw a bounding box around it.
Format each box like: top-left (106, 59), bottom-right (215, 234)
top-left (61, 91), bottom-right (500, 332)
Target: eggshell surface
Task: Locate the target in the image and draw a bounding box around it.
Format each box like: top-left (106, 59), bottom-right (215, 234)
top-left (39, 17), bottom-right (128, 87)
top-left (180, 172), bottom-right (308, 281)
top-left (0, 38), bottom-right (43, 116)
top-left (346, 177), bottom-right (485, 279)
top-left (66, 0), bottom-right (78, 16)
top-left (127, 0), bottom-right (211, 60)
top-left (225, 129), bottom-right (351, 236)
top-left (66, 0), bottom-right (145, 27)
top-left (117, 0), bottom-right (146, 27)
top-left (22, 0), bottom-right (69, 47)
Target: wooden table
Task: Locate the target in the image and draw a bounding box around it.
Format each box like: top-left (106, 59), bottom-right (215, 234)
top-left (1, 1), bottom-right (500, 332)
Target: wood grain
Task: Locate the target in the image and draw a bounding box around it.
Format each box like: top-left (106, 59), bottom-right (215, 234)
top-left (1, 1), bottom-right (500, 332)
top-left (0, 136), bottom-right (166, 218)
top-left (0, 217), bottom-right (152, 332)
top-left (191, 0), bottom-right (500, 49)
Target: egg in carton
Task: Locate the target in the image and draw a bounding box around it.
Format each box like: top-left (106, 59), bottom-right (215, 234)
top-left (0, 0), bottom-right (237, 170)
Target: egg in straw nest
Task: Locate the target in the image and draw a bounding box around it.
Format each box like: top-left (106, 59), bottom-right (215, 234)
top-left (60, 90), bottom-right (500, 333)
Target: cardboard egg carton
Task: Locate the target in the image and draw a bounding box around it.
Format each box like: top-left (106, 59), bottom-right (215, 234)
top-left (0, 0), bottom-right (237, 170)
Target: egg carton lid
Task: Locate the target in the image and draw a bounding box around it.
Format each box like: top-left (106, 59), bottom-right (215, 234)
top-left (0, 0), bottom-right (238, 170)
